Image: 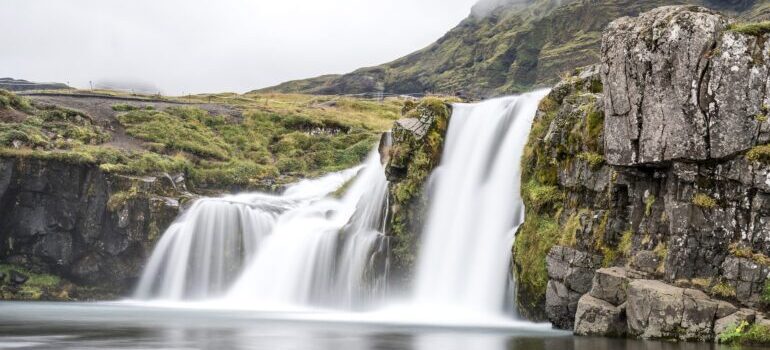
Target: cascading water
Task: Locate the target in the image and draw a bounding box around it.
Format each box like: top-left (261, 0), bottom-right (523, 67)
top-left (134, 150), bottom-right (390, 307)
top-left (412, 90), bottom-right (549, 316)
top-left (133, 91), bottom-right (549, 324)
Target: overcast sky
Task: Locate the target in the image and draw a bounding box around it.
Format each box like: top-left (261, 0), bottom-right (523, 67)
top-left (0, 0), bottom-right (480, 95)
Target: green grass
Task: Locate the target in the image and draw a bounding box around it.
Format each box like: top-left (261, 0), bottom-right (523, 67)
top-left (729, 21), bottom-right (770, 36)
top-left (0, 89), bottom-right (33, 113)
top-left (0, 89), bottom-right (405, 190)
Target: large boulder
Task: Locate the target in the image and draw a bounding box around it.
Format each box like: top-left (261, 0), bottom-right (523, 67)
top-left (545, 246), bottom-right (603, 329)
top-left (626, 280), bottom-right (719, 341)
top-left (574, 294), bottom-right (627, 336)
top-left (589, 267), bottom-right (630, 306)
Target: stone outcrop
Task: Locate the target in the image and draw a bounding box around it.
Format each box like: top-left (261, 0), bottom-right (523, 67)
top-left (0, 157), bottom-right (187, 299)
top-left (545, 246), bottom-right (603, 329)
top-left (381, 98), bottom-right (451, 283)
top-left (602, 5), bottom-right (770, 165)
top-left (574, 294), bottom-right (626, 336)
top-left (519, 5), bottom-right (770, 343)
top-left (626, 280), bottom-right (718, 341)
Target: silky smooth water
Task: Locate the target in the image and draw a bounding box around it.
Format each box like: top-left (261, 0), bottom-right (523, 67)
top-left (414, 91), bottom-right (549, 316)
top-left (0, 303), bottom-right (723, 350)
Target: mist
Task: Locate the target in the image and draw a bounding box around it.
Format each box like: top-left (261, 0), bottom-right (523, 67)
top-left (0, 0), bottom-right (479, 95)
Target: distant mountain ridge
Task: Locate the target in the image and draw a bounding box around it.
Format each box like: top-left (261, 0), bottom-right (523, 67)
top-left (0, 77), bottom-right (71, 92)
top-left (257, 0), bottom-right (769, 98)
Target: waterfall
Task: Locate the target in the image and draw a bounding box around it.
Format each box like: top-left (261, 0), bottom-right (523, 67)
top-left (133, 91), bottom-right (548, 322)
top-left (135, 150), bottom-right (389, 305)
top-left (413, 90), bottom-right (549, 316)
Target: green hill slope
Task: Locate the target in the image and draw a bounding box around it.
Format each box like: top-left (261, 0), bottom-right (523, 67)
top-left (258, 0), bottom-right (769, 98)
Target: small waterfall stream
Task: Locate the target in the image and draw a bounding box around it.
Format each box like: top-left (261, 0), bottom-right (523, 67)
top-left (413, 91), bottom-right (548, 316)
top-left (134, 91), bottom-right (548, 322)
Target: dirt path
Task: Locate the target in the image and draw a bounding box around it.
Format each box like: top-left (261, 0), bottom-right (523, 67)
top-left (21, 93), bottom-right (242, 151)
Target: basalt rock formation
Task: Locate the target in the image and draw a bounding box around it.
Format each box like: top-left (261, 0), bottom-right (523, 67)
top-left (0, 158), bottom-right (187, 300)
top-left (515, 5), bottom-right (770, 342)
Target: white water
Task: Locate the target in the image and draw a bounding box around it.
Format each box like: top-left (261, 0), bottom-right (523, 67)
top-left (134, 91), bottom-right (549, 325)
top-left (135, 151), bottom-right (389, 305)
top-left (413, 90), bottom-right (549, 316)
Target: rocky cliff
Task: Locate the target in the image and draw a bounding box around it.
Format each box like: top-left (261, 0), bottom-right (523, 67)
top-left (513, 5), bottom-right (770, 344)
top-left (0, 157), bottom-right (187, 300)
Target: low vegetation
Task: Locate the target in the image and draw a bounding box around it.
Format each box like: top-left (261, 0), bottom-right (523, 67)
top-left (728, 21), bottom-right (770, 36)
top-left (718, 321), bottom-right (770, 346)
top-left (692, 193), bottom-right (717, 209)
top-left (0, 89), bottom-right (405, 190)
top-left (0, 264), bottom-right (62, 300)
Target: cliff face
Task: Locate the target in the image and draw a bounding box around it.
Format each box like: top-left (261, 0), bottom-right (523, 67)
top-left (514, 5), bottom-right (770, 342)
top-left (258, 0), bottom-right (768, 98)
top-left (0, 158), bottom-right (184, 300)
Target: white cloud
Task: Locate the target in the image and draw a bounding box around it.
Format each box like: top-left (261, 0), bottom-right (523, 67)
top-left (0, 0), bottom-right (478, 95)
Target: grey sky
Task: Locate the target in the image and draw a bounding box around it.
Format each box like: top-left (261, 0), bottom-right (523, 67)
top-left (0, 0), bottom-right (480, 95)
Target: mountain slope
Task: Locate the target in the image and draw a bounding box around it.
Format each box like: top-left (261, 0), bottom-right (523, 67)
top-left (257, 0), bottom-right (769, 98)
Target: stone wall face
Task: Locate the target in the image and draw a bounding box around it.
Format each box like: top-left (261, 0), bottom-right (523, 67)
top-left (522, 5), bottom-right (770, 341)
top-left (0, 157), bottom-right (184, 299)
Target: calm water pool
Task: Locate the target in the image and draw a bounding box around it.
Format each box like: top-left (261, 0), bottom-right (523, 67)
top-left (0, 302), bottom-right (731, 350)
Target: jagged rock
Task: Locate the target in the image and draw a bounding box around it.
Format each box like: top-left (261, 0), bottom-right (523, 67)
top-left (0, 271), bottom-right (5, 283)
top-left (545, 246), bottom-right (603, 329)
top-left (715, 308), bottom-right (757, 335)
top-left (574, 294), bottom-right (627, 337)
top-left (602, 5), bottom-right (770, 166)
top-left (9, 271), bottom-right (28, 285)
top-left (589, 267), bottom-right (629, 306)
top-left (721, 256), bottom-right (770, 308)
top-left (626, 280), bottom-right (718, 341)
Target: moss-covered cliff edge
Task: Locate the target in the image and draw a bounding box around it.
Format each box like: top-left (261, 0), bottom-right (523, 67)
top-left (515, 6), bottom-right (770, 344)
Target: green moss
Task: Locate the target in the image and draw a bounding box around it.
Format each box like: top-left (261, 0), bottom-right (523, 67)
top-left (693, 193), bottom-right (717, 209)
top-left (577, 152), bottom-right (605, 169)
top-left (729, 21), bottom-right (770, 36)
top-left (386, 98), bottom-right (452, 275)
top-left (719, 321), bottom-right (770, 346)
top-left (747, 144), bottom-right (770, 163)
top-left (522, 180), bottom-right (563, 212)
top-left (644, 195), bottom-right (656, 217)
top-left (0, 264), bottom-right (62, 300)
top-left (618, 230), bottom-right (633, 257)
top-left (711, 282), bottom-right (737, 299)
top-left (514, 211), bottom-right (561, 305)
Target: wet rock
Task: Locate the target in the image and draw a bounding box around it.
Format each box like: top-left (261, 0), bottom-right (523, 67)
top-left (626, 280), bottom-right (718, 341)
top-left (589, 267), bottom-right (629, 306)
top-left (545, 246), bottom-right (603, 330)
top-left (574, 294), bottom-right (627, 337)
top-left (0, 271), bottom-right (6, 283)
top-left (9, 271), bottom-right (28, 285)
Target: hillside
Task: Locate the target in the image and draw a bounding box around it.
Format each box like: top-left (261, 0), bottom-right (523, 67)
top-left (0, 89), bottom-right (406, 193)
top-left (258, 0), bottom-right (770, 98)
